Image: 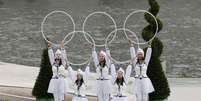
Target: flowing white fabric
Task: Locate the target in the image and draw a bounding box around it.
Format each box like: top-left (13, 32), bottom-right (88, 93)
top-left (68, 66), bottom-right (90, 98)
top-left (47, 48), bottom-right (68, 101)
top-left (92, 49), bottom-right (112, 101)
top-left (130, 46), bottom-right (154, 101)
top-left (111, 64), bottom-right (132, 101)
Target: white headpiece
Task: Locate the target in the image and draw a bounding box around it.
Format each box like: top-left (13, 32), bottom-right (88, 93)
top-left (137, 48), bottom-right (144, 57)
top-left (55, 49), bottom-right (61, 58)
top-left (77, 69), bottom-right (83, 75)
top-left (118, 67), bottom-right (125, 74)
top-left (99, 50), bottom-right (106, 57)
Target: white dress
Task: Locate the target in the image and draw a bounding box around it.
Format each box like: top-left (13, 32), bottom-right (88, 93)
top-left (130, 47), bottom-right (154, 94)
top-left (92, 49), bottom-right (112, 101)
top-left (110, 64), bottom-right (132, 101)
top-left (47, 48), bottom-right (69, 101)
top-left (68, 66), bottom-right (89, 101)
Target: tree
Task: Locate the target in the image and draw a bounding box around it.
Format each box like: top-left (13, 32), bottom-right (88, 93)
top-left (32, 48), bottom-right (53, 99)
top-left (142, 0), bottom-right (170, 100)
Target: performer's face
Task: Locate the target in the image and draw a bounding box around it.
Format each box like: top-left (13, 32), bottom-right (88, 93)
top-left (77, 74), bottom-right (82, 80)
top-left (137, 52), bottom-right (144, 60)
top-left (99, 53), bottom-right (105, 62)
top-left (117, 71), bottom-right (123, 79)
top-left (55, 53), bottom-right (61, 59)
top-left (55, 58), bottom-right (61, 65)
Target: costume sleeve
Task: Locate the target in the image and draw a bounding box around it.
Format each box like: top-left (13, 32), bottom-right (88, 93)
top-left (61, 48), bottom-right (67, 67)
top-left (48, 48), bottom-right (55, 66)
top-left (68, 66), bottom-right (76, 81)
top-left (110, 64), bottom-right (116, 84)
top-left (83, 65), bottom-right (90, 83)
top-left (145, 47), bottom-right (152, 66)
top-left (124, 64), bottom-right (132, 84)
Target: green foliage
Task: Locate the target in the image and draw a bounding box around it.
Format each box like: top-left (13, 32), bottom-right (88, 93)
top-left (142, 0), bottom-right (171, 100)
top-left (32, 48), bottom-right (53, 98)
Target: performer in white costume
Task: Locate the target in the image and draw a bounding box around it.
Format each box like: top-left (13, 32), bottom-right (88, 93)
top-left (110, 64), bottom-right (132, 101)
top-left (130, 43), bottom-right (154, 101)
top-left (92, 48), bottom-right (112, 101)
top-left (47, 41), bottom-right (68, 101)
top-left (68, 65), bottom-right (90, 101)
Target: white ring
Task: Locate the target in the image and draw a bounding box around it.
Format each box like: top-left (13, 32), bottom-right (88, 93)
top-left (64, 31), bottom-right (95, 66)
top-left (105, 28), bottom-right (139, 64)
top-left (82, 11), bottom-right (117, 47)
top-left (123, 10), bottom-right (158, 45)
top-left (41, 10), bottom-right (75, 45)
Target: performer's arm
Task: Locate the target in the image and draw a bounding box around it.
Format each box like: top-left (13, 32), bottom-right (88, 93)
top-left (61, 41), bottom-right (67, 67)
top-left (125, 64), bottom-right (132, 84)
top-left (68, 66), bottom-right (76, 81)
top-left (105, 48), bottom-right (112, 68)
top-left (47, 41), bottom-right (55, 66)
top-left (84, 65), bottom-right (90, 83)
top-left (111, 64), bottom-right (116, 84)
top-left (145, 45), bottom-right (152, 66)
top-left (92, 48), bottom-right (99, 68)
top-left (130, 44), bottom-right (137, 66)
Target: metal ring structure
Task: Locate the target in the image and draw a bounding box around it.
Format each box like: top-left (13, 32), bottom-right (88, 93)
top-left (82, 11), bottom-right (117, 47)
top-left (123, 10), bottom-right (158, 45)
top-left (63, 31), bottom-right (95, 66)
top-left (105, 28), bottom-right (139, 64)
top-left (41, 10), bottom-right (76, 46)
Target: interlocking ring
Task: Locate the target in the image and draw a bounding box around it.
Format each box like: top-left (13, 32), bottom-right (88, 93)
top-left (123, 10), bottom-right (158, 45)
top-left (105, 28), bottom-right (139, 64)
top-left (63, 31), bottom-right (95, 66)
top-left (82, 11), bottom-right (117, 47)
top-left (41, 10), bottom-right (75, 46)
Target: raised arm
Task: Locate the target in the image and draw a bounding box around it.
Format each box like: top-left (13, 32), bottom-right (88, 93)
top-left (124, 64), bottom-right (132, 84)
top-left (130, 45), bottom-right (137, 66)
top-left (68, 66), bottom-right (76, 81)
top-left (83, 65), bottom-right (90, 83)
top-left (47, 41), bottom-right (55, 66)
top-left (92, 49), bottom-right (99, 68)
top-left (145, 46), bottom-right (152, 66)
top-left (61, 48), bottom-right (67, 66)
top-left (61, 41), bottom-right (67, 67)
top-left (105, 48), bottom-right (112, 68)
top-left (110, 64), bottom-right (117, 84)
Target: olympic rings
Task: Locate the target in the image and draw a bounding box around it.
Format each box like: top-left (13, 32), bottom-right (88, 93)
top-left (41, 10), bottom-right (157, 65)
top-left (63, 31), bottom-right (95, 66)
top-left (105, 28), bottom-right (139, 64)
top-left (123, 10), bottom-right (158, 45)
top-left (82, 11), bottom-right (117, 47)
top-left (41, 10), bottom-right (75, 46)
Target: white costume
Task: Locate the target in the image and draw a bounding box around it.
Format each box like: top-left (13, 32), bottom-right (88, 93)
top-left (110, 64), bottom-right (132, 101)
top-left (92, 49), bottom-right (112, 101)
top-left (130, 46), bottom-right (154, 101)
top-left (68, 66), bottom-right (90, 101)
top-left (47, 48), bottom-right (68, 101)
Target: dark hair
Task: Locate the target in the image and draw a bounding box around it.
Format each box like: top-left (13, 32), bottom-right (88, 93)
top-left (136, 58), bottom-right (145, 64)
top-left (54, 58), bottom-right (62, 66)
top-left (99, 59), bottom-right (106, 67)
top-left (115, 77), bottom-right (125, 86)
top-left (75, 77), bottom-right (84, 90)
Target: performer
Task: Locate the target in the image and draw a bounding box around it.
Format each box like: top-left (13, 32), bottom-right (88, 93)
top-left (130, 42), bottom-right (154, 101)
top-left (92, 48), bottom-right (112, 101)
top-left (110, 63), bottom-right (132, 101)
top-left (68, 65), bottom-right (90, 101)
top-left (47, 41), bottom-right (68, 101)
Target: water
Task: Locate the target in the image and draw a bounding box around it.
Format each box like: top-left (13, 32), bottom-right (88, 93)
top-left (0, 0), bottom-right (201, 77)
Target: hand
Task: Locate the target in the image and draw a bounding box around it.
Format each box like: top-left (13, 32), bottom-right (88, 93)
top-left (128, 39), bottom-right (134, 47)
top-left (47, 41), bottom-right (52, 48)
top-left (148, 41), bottom-right (152, 47)
top-left (61, 40), bottom-right (65, 48)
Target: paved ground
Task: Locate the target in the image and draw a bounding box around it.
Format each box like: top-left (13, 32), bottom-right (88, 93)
top-left (0, 62), bottom-right (201, 101)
